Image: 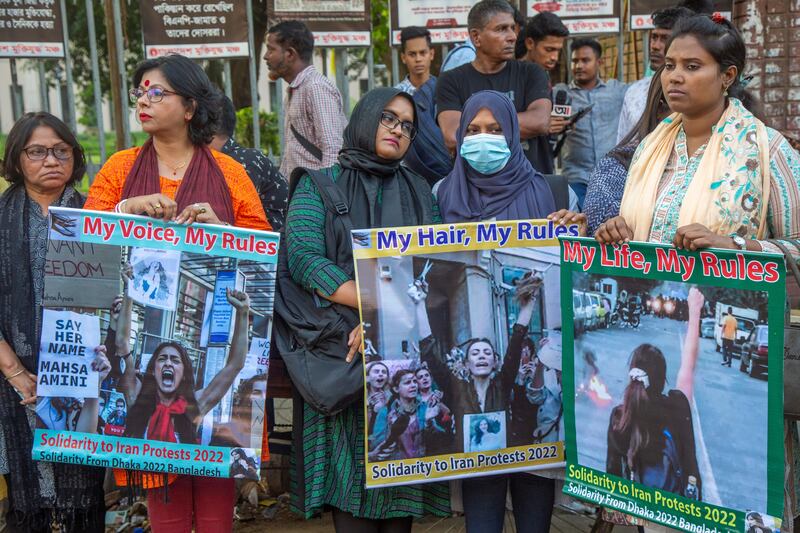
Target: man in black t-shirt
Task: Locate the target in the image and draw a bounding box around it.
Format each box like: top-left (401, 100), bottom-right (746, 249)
top-left (436, 0), bottom-right (554, 174)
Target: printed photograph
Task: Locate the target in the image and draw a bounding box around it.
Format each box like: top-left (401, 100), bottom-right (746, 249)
top-left (465, 411), bottom-right (506, 453)
top-left (572, 273), bottom-right (770, 512)
top-left (99, 390), bottom-right (127, 436)
top-left (357, 244), bottom-right (564, 465)
top-left (230, 447), bottom-right (260, 481)
top-left (38, 238), bottom-right (276, 459)
top-left (128, 247), bottom-right (181, 311)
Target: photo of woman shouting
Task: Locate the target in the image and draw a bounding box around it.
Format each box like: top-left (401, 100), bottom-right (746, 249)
top-left (365, 361), bottom-right (391, 433)
top-left (411, 272), bottom-right (541, 453)
top-left (115, 287), bottom-right (251, 443)
top-left (606, 287), bottom-right (704, 498)
top-left (368, 369), bottom-right (452, 461)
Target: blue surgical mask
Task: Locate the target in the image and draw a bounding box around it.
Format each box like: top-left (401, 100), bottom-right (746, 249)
top-left (459, 133), bottom-right (511, 175)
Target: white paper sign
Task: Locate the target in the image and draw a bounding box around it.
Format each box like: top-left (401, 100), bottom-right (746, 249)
top-left (38, 310), bottom-right (100, 398)
top-left (128, 247), bottom-right (181, 311)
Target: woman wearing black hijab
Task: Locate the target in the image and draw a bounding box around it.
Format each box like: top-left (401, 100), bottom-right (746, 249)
top-left (285, 88), bottom-right (449, 531)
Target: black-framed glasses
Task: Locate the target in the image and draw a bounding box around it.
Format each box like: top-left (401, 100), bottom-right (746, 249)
top-left (129, 86), bottom-right (181, 104)
top-left (23, 144), bottom-right (72, 161)
top-left (379, 111), bottom-right (417, 140)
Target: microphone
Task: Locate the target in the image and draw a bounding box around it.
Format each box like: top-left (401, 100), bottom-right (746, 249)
top-left (552, 88), bottom-right (572, 118)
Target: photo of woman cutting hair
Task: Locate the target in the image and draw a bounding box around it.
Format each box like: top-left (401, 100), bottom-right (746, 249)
top-left (115, 282), bottom-right (251, 444)
top-left (411, 272), bottom-right (542, 453)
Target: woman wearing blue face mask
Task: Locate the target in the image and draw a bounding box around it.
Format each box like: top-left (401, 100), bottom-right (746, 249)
top-left (435, 90), bottom-right (584, 533)
top-left (437, 90), bottom-right (584, 226)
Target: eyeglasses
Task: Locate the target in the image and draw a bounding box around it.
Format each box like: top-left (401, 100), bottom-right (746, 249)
top-left (379, 111), bottom-right (417, 140)
top-left (23, 144), bottom-right (72, 161)
top-left (129, 86), bottom-right (181, 104)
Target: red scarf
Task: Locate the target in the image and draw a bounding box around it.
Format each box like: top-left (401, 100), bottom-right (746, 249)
top-left (121, 138), bottom-right (235, 224)
top-left (146, 396), bottom-right (188, 443)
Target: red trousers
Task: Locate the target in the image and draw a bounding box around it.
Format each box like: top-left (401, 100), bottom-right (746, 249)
top-left (147, 475), bottom-right (235, 533)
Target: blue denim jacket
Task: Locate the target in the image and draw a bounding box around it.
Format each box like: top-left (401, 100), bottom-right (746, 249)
top-left (555, 79), bottom-right (628, 186)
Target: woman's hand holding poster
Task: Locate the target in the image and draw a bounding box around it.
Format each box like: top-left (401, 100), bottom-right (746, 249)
top-left (560, 237), bottom-right (784, 532)
top-left (33, 207), bottom-right (279, 479)
top-left (352, 219), bottom-right (580, 487)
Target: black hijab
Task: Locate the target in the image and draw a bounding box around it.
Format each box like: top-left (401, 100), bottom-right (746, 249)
top-left (336, 87), bottom-right (434, 230)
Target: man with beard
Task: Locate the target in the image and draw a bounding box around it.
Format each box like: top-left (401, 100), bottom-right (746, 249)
top-left (263, 20), bottom-right (347, 180)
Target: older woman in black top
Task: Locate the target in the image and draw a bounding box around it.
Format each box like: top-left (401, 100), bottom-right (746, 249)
top-left (0, 112), bottom-right (108, 532)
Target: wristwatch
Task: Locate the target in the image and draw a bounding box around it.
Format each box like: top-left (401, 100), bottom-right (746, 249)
top-left (731, 235), bottom-right (747, 250)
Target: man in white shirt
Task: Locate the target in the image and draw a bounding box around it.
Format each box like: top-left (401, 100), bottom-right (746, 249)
top-left (615, 6), bottom-right (693, 143)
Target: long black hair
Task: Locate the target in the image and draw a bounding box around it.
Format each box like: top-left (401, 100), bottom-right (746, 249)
top-left (613, 344), bottom-right (668, 471)
top-left (667, 14), bottom-right (760, 116)
top-left (125, 341), bottom-right (201, 443)
top-left (132, 54), bottom-right (222, 145)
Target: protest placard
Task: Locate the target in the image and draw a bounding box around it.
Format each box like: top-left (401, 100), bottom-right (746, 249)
top-left (560, 238), bottom-right (784, 532)
top-left (0, 0), bottom-right (65, 57)
top-left (44, 241), bottom-right (121, 309)
top-left (630, 0), bottom-right (732, 29)
top-left (521, 0), bottom-right (621, 35)
top-left (33, 208), bottom-right (279, 478)
top-left (389, 0), bottom-right (476, 45)
top-left (353, 220), bottom-right (580, 487)
top-left (267, 0), bottom-right (372, 45)
top-left (139, 0), bottom-right (250, 58)
top-left (37, 310), bottom-right (101, 398)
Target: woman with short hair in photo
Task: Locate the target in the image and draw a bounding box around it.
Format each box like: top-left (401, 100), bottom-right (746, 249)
top-left (606, 287), bottom-right (704, 498)
top-left (368, 368), bottom-right (452, 461)
top-left (414, 364), bottom-right (455, 456)
top-left (0, 112), bottom-right (107, 532)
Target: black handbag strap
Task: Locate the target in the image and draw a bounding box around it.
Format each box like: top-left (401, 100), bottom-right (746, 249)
top-left (290, 124), bottom-right (323, 162)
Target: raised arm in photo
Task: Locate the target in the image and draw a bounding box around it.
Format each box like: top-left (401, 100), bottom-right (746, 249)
top-left (676, 287), bottom-right (704, 403)
top-left (197, 288), bottom-right (249, 416)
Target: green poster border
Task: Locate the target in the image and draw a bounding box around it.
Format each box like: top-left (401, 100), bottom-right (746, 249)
top-left (560, 237), bottom-right (785, 528)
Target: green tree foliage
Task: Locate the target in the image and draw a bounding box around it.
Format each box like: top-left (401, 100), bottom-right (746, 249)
top-left (46, 0), bottom-right (144, 131)
top-left (344, 0), bottom-right (391, 86)
top-left (52, 1), bottom-right (269, 129)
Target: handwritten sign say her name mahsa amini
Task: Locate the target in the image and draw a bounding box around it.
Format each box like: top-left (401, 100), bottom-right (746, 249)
top-left (37, 310), bottom-right (101, 398)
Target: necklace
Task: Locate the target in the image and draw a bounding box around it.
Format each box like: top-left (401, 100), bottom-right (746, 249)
top-left (157, 150), bottom-right (192, 177)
